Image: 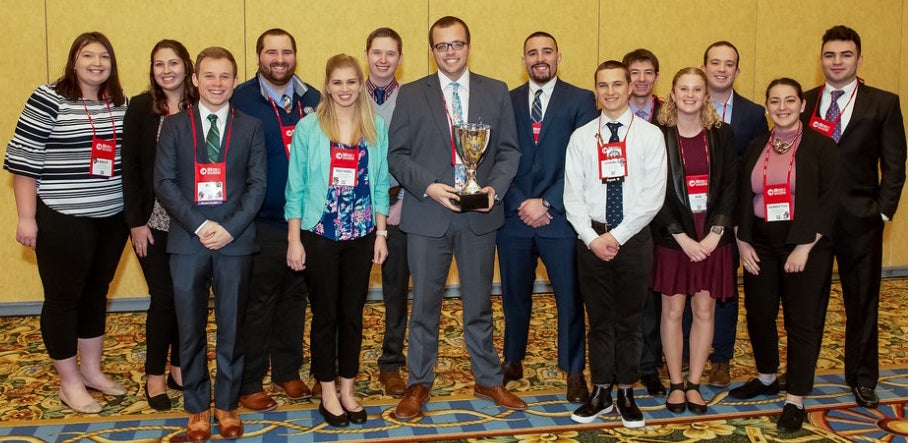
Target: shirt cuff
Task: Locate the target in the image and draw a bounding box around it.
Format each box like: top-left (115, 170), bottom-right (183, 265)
top-left (194, 220), bottom-right (210, 236)
top-left (882, 213), bottom-right (891, 221)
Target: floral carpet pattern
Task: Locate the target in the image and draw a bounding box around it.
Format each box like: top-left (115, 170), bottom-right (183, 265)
top-left (1, 279), bottom-right (908, 441)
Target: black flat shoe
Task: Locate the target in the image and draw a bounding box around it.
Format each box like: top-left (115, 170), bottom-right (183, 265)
top-left (684, 382), bottom-right (708, 414)
top-left (167, 373), bottom-right (183, 391)
top-left (144, 383), bottom-right (172, 411)
top-left (777, 403), bottom-right (807, 431)
top-left (729, 377), bottom-right (780, 399)
top-left (342, 404), bottom-right (368, 424)
top-left (665, 382), bottom-right (686, 413)
top-left (319, 402), bottom-right (349, 427)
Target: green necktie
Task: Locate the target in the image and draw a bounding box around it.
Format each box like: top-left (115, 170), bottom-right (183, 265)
top-left (206, 114), bottom-right (220, 162)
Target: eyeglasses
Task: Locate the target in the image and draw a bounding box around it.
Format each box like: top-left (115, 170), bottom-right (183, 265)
top-left (433, 41), bottom-right (467, 52)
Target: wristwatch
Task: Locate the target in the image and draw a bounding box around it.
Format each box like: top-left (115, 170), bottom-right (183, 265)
top-left (542, 199), bottom-right (551, 209)
top-left (710, 225), bottom-right (725, 235)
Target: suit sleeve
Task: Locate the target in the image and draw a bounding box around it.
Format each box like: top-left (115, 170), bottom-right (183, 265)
top-left (878, 94), bottom-right (907, 219)
top-left (815, 135), bottom-right (842, 238)
top-left (221, 119), bottom-right (267, 237)
top-left (122, 97), bottom-right (148, 228)
top-left (486, 87), bottom-right (521, 200)
top-left (388, 88), bottom-right (439, 201)
top-left (542, 89), bottom-right (598, 215)
top-left (154, 116), bottom-right (208, 235)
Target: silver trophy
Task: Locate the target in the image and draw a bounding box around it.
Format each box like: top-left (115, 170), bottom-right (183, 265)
top-left (454, 122), bottom-right (492, 210)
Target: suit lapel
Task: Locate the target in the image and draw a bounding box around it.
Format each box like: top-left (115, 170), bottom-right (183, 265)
top-left (839, 85), bottom-right (868, 141)
top-left (423, 75), bottom-right (452, 142)
top-left (514, 83), bottom-right (532, 141)
top-left (538, 81), bottom-right (567, 143)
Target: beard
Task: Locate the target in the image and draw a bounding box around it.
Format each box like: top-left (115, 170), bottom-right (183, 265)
top-left (260, 62), bottom-right (295, 86)
top-left (529, 62), bottom-right (555, 83)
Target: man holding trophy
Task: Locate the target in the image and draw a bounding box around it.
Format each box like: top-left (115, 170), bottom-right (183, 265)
top-left (388, 16), bottom-right (523, 420)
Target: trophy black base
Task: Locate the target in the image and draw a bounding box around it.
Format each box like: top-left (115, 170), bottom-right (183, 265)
top-left (455, 191), bottom-right (490, 211)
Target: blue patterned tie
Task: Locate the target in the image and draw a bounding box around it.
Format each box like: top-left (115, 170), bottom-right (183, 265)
top-left (281, 94), bottom-right (292, 113)
top-left (374, 88), bottom-right (386, 106)
top-left (635, 109), bottom-right (649, 120)
top-left (531, 89), bottom-right (543, 124)
top-left (451, 82), bottom-right (464, 125)
top-left (605, 122), bottom-right (623, 226)
top-left (206, 114), bottom-right (220, 163)
top-left (825, 89), bottom-right (845, 142)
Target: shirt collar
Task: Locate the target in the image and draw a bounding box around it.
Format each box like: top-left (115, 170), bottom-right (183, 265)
top-left (257, 73), bottom-right (308, 103)
top-left (198, 101), bottom-right (230, 122)
top-left (599, 107), bottom-right (634, 128)
top-left (629, 95), bottom-right (656, 118)
top-left (824, 78), bottom-right (858, 98)
top-left (529, 77), bottom-right (557, 97)
top-left (438, 69), bottom-right (470, 92)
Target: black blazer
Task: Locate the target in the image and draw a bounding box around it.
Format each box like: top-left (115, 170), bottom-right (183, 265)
top-left (122, 92), bottom-right (162, 229)
top-left (729, 91), bottom-right (769, 159)
top-left (802, 84), bottom-right (906, 234)
top-left (653, 124), bottom-right (737, 248)
top-left (736, 128), bottom-right (841, 245)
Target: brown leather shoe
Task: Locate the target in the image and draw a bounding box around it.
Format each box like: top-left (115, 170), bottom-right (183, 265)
top-left (708, 361), bottom-right (731, 388)
top-left (566, 372), bottom-right (590, 403)
top-left (395, 384), bottom-right (430, 420)
top-left (185, 409), bottom-right (211, 442)
top-left (379, 369), bottom-right (406, 397)
top-left (311, 380), bottom-right (321, 398)
top-left (474, 384), bottom-right (528, 410)
top-left (239, 391), bottom-right (278, 412)
top-left (276, 379), bottom-right (312, 400)
top-left (214, 408), bottom-right (244, 439)
top-left (501, 361), bottom-right (523, 384)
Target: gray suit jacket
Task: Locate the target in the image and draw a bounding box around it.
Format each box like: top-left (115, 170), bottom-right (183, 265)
top-left (388, 72), bottom-right (520, 237)
top-left (154, 105), bottom-right (267, 256)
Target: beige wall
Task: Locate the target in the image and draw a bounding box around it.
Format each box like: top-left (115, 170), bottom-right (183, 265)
top-left (1, 0), bottom-right (906, 303)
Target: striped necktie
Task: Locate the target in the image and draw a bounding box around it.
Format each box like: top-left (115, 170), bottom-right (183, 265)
top-left (531, 89), bottom-right (543, 124)
top-left (206, 114), bottom-right (220, 162)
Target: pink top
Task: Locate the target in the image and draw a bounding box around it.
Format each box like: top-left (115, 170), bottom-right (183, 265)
top-left (751, 143), bottom-right (797, 219)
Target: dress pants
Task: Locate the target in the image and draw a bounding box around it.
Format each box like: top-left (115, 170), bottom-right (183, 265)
top-left (577, 229), bottom-right (652, 386)
top-left (172, 251), bottom-right (251, 413)
top-left (139, 228), bottom-right (181, 375)
top-left (379, 223), bottom-right (411, 371)
top-left (743, 218), bottom-right (833, 396)
top-left (241, 221), bottom-right (308, 394)
top-left (406, 214), bottom-right (503, 388)
top-left (34, 198), bottom-right (128, 360)
top-left (301, 231), bottom-right (373, 382)
top-left (639, 289), bottom-right (663, 376)
top-left (832, 218), bottom-right (884, 389)
top-left (497, 225), bottom-right (585, 373)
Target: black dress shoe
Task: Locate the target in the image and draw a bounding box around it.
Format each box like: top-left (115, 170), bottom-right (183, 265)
top-left (616, 387), bottom-right (645, 428)
top-left (642, 373), bottom-right (666, 396)
top-left (684, 382), bottom-right (708, 414)
top-left (319, 402), bottom-right (350, 427)
top-left (167, 373), bottom-right (183, 391)
top-left (777, 403), bottom-right (807, 431)
top-left (570, 385), bottom-right (613, 423)
top-left (566, 372), bottom-right (589, 403)
top-left (342, 405), bottom-right (368, 424)
top-left (665, 382), bottom-right (686, 413)
top-left (501, 361), bottom-right (523, 384)
top-left (852, 386), bottom-right (880, 408)
top-left (729, 378), bottom-right (780, 399)
top-left (144, 383), bottom-right (172, 411)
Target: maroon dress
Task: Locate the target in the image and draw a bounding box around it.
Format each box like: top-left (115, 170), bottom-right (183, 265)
top-left (651, 131), bottom-right (735, 300)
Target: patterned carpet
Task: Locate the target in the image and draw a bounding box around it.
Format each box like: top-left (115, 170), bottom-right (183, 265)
top-left (1, 278), bottom-right (908, 441)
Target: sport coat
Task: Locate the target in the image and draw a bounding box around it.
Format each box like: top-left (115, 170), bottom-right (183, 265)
top-left (388, 72), bottom-right (520, 237)
top-left (729, 90), bottom-right (769, 159)
top-left (803, 84), bottom-right (906, 233)
top-left (154, 105), bottom-right (267, 255)
top-left (122, 92), bottom-right (162, 229)
top-left (504, 79), bottom-right (598, 238)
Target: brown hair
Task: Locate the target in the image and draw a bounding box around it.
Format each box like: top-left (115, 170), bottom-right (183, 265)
top-left (366, 27), bottom-right (402, 55)
top-left (148, 39), bottom-right (197, 115)
top-left (622, 48), bottom-right (659, 73)
top-left (316, 54), bottom-right (377, 146)
top-left (256, 28), bottom-right (297, 56)
top-left (55, 32), bottom-right (125, 106)
top-left (194, 47), bottom-right (238, 78)
top-left (657, 67), bottom-right (721, 129)
top-left (429, 16), bottom-right (470, 47)
top-left (594, 60), bottom-right (630, 83)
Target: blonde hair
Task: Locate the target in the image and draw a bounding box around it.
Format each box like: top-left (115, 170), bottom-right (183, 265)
top-left (657, 67), bottom-right (721, 129)
top-left (316, 54), bottom-right (377, 146)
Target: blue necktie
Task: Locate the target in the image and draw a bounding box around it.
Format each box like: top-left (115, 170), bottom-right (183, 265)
top-left (206, 114), bottom-right (220, 163)
top-left (531, 89), bottom-right (543, 124)
top-left (451, 82), bottom-right (464, 125)
top-left (605, 122), bottom-right (623, 226)
top-left (825, 89), bottom-right (845, 142)
top-left (635, 109), bottom-right (649, 120)
top-left (374, 88), bottom-right (386, 106)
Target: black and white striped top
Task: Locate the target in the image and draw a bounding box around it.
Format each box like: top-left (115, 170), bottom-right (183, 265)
top-left (5, 84), bottom-right (126, 217)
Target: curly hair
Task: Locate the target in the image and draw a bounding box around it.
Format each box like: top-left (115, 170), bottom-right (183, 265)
top-left (657, 67), bottom-right (721, 129)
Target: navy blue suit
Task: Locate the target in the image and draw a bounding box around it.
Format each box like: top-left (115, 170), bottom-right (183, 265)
top-left (497, 79), bottom-right (597, 373)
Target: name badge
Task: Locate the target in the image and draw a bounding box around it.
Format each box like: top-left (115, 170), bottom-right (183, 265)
top-left (89, 137), bottom-right (116, 177)
top-left (531, 122), bottom-right (542, 143)
top-left (329, 145), bottom-right (360, 187)
top-left (764, 183), bottom-right (793, 221)
top-left (195, 164), bottom-right (226, 205)
top-left (686, 174), bottom-right (709, 213)
top-left (807, 114), bottom-right (836, 139)
top-left (598, 141), bottom-right (628, 182)
top-left (281, 126), bottom-right (295, 159)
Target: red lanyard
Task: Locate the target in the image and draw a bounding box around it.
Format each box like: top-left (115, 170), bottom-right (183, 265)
top-left (189, 105), bottom-right (235, 161)
top-left (678, 129), bottom-right (709, 172)
top-left (810, 83), bottom-right (859, 124)
top-left (82, 97), bottom-right (116, 143)
top-left (718, 93), bottom-right (731, 122)
top-left (268, 97), bottom-right (303, 123)
top-left (761, 130), bottom-right (802, 195)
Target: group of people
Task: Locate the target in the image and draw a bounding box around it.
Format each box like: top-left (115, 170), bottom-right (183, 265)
top-left (5, 17), bottom-right (904, 442)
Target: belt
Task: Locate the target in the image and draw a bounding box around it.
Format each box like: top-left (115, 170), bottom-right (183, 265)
top-left (591, 220), bottom-right (612, 235)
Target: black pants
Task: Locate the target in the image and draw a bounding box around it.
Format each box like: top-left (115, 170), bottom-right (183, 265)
top-left (302, 231), bottom-right (374, 382)
top-left (138, 228), bottom-right (180, 375)
top-left (378, 224), bottom-right (410, 371)
top-left (639, 289), bottom-right (663, 375)
top-left (743, 218), bottom-right (833, 396)
top-left (35, 198), bottom-right (128, 360)
top-left (241, 221), bottom-right (308, 394)
top-left (577, 229), bottom-right (651, 385)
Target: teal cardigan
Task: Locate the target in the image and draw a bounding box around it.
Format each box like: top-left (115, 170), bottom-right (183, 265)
top-left (284, 113), bottom-right (390, 230)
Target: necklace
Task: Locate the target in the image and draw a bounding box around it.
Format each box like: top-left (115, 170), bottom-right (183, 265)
top-left (771, 124), bottom-right (802, 154)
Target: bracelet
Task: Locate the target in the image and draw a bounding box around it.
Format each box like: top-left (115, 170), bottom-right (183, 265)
top-left (376, 230), bottom-right (389, 238)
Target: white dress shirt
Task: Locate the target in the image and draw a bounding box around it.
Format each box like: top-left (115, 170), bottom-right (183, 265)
top-left (198, 102), bottom-right (230, 145)
top-left (438, 69), bottom-right (470, 124)
top-left (819, 78), bottom-right (858, 133)
top-left (528, 77), bottom-right (558, 120)
top-left (564, 108), bottom-right (667, 246)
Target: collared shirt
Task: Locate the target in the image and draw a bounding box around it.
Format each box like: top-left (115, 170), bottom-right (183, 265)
top-left (256, 73), bottom-right (310, 108)
top-left (564, 107), bottom-right (667, 246)
top-left (438, 69), bottom-right (470, 123)
top-left (198, 102), bottom-right (229, 145)
top-left (528, 77), bottom-right (558, 121)
top-left (629, 96), bottom-right (656, 121)
top-left (259, 74), bottom-right (295, 105)
top-left (367, 77), bottom-right (400, 104)
top-left (712, 90), bottom-right (735, 124)
top-left (820, 78), bottom-right (858, 134)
